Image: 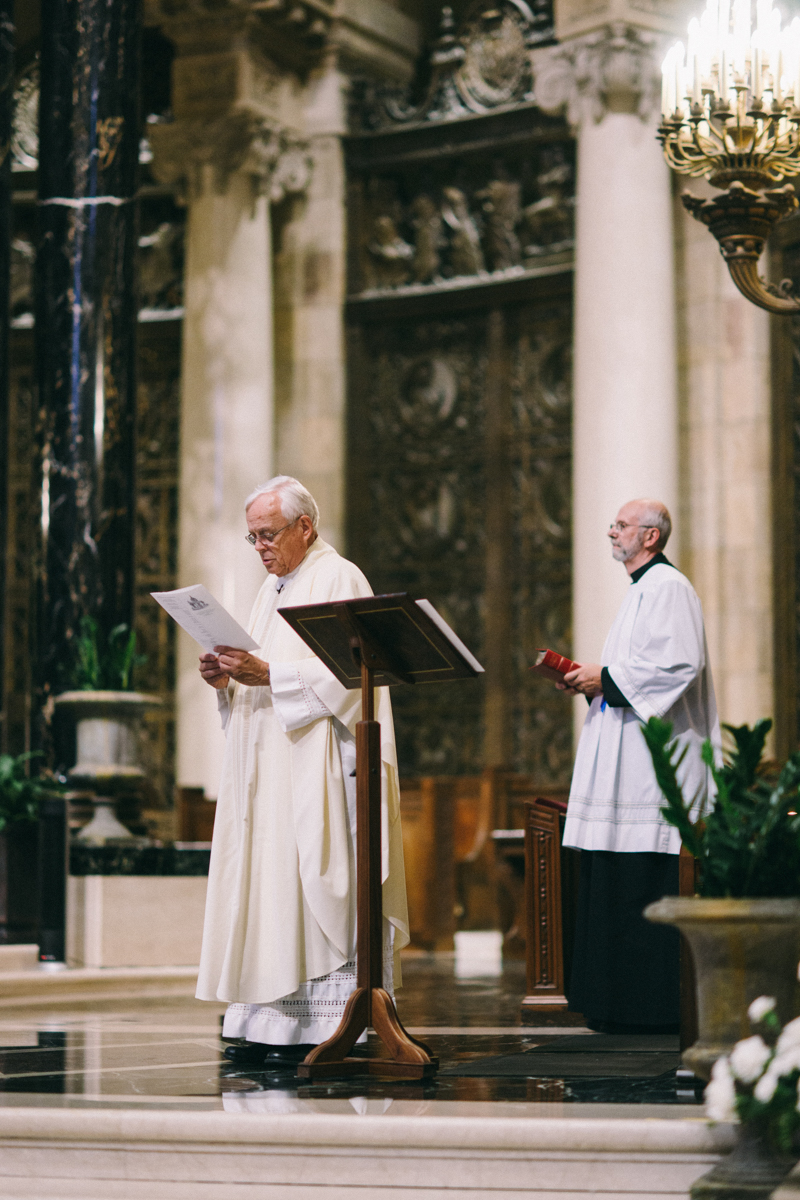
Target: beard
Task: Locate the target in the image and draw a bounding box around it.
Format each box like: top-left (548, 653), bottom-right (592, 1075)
top-left (612, 531), bottom-right (646, 562)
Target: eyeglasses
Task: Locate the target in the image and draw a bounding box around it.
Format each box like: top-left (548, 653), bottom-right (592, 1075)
top-left (245, 518), bottom-right (299, 547)
top-left (608, 522), bottom-right (657, 533)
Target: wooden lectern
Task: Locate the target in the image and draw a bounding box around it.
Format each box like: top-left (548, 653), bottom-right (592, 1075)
top-left (278, 593), bottom-right (483, 1080)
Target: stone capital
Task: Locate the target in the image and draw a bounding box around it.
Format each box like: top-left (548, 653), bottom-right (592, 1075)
top-left (149, 110), bottom-right (312, 204)
top-left (532, 23), bottom-right (666, 127)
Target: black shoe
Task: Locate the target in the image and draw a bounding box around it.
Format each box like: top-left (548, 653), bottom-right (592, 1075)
top-left (223, 1043), bottom-right (271, 1067)
top-left (223, 1042), bottom-right (317, 1070)
top-left (263, 1043), bottom-right (316, 1070)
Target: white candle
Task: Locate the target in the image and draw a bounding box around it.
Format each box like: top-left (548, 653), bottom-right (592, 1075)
top-left (662, 51), bottom-right (671, 116)
top-left (754, 43), bottom-right (762, 104)
top-left (675, 41), bottom-right (686, 113)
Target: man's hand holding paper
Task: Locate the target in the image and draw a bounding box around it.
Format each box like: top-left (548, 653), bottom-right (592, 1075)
top-left (211, 647), bottom-right (270, 688)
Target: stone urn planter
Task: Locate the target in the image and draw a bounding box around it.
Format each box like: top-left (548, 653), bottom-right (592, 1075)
top-left (53, 691), bottom-right (163, 843)
top-left (690, 1122), bottom-right (797, 1200)
top-left (645, 896), bottom-right (800, 1081)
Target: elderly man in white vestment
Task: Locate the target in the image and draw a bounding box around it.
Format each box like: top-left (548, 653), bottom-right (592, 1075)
top-left (555, 498), bottom-right (719, 1033)
top-left (195, 476), bottom-right (409, 1070)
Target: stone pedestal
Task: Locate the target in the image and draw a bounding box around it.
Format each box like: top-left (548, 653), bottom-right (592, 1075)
top-left (35, 0), bottom-right (140, 703)
top-left (67, 843), bottom-right (210, 967)
top-left (534, 25), bottom-right (679, 743)
top-left (67, 876), bottom-right (208, 968)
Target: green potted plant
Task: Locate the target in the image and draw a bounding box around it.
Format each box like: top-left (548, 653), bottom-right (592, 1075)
top-left (643, 718), bottom-right (800, 1082)
top-left (53, 617), bottom-right (161, 843)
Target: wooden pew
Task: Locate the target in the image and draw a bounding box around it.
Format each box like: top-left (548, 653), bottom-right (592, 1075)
top-left (520, 798), bottom-right (581, 1020)
top-left (399, 770), bottom-right (571, 951)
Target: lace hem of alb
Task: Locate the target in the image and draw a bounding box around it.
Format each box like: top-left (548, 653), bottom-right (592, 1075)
top-left (222, 946), bottom-right (395, 1047)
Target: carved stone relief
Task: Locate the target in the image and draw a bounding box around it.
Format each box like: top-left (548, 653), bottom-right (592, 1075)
top-left (353, 0), bottom-right (554, 132)
top-left (351, 141), bottom-right (574, 296)
top-left (10, 59), bottom-right (38, 171)
top-left (348, 316), bottom-right (487, 776)
top-left (348, 296), bottom-right (573, 782)
top-left (133, 328), bottom-right (182, 808)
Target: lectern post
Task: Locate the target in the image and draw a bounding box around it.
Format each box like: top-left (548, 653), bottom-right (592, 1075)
top-left (279, 593), bottom-right (483, 1082)
top-left (297, 652), bottom-right (436, 1080)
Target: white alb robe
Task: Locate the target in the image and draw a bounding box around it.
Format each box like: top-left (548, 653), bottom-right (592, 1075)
top-left (563, 561), bottom-right (720, 855)
top-left (196, 537), bottom-right (410, 1030)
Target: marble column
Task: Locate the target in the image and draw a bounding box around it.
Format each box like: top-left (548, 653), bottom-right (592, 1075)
top-left (35, 0), bottom-right (141, 704)
top-left (0, 1), bottom-right (12, 747)
top-left (274, 59), bottom-right (348, 548)
top-left (675, 180), bottom-right (773, 735)
top-left (150, 59), bottom-right (311, 798)
top-left (534, 25), bottom-right (679, 742)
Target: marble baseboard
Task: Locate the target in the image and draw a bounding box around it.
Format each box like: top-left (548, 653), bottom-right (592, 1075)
top-left (0, 965), bottom-right (198, 1008)
top-left (67, 875), bottom-right (207, 968)
top-left (0, 1107), bottom-right (733, 1199)
top-left (0, 947), bottom-right (38, 975)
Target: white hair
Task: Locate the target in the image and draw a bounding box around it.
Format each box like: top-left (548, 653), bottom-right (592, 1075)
top-left (636, 499), bottom-right (672, 551)
top-left (245, 475), bottom-right (320, 532)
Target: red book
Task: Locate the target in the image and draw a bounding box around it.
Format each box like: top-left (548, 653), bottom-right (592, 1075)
top-left (530, 648), bottom-right (581, 683)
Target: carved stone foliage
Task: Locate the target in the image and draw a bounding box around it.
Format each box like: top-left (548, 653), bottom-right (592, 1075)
top-left (350, 142), bottom-right (574, 296)
top-left (149, 112), bottom-right (312, 204)
top-left (533, 22), bottom-right (663, 127)
top-left (348, 295), bottom-right (573, 782)
top-left (352, 1), bottom-right (554, 132)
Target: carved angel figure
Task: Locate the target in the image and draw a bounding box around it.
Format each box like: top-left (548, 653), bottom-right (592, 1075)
top-left (410, 194), bottom-right (444, 284)
top-left (367, 215), bottom-right (414, 289)
top-left (522, 163), bottom-right (575, 258)
top-left (138, 222), bottom-right (185, 310)
top-left (441, 187), bottom-right (484, 277)
top-left (476, 179), bottom-right (521, 271)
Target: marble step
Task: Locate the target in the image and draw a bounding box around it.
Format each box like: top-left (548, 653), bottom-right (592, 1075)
top-left (0, 1105), bottom-right (735, 1199)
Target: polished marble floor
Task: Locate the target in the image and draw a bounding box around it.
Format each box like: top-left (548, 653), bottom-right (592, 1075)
top-left (0, 953), bottom-right (705, 1111)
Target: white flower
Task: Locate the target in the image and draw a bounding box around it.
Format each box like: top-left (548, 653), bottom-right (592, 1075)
top-left (729, 1036), bottom-right (772, 1083)
top-left (748, 996), bottom-right (777, 1024)
top-left (777, 1017), bottom-right (800, 1055)
top-left (755, 1067), bottom-right (780, 1103)
top-left (706, 1056), bottom-right (738, 1123)
top-left (770, 1046), bottom-right (800, 1078)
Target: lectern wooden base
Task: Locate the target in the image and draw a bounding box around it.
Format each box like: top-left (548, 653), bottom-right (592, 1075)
top-left (296, 985), bottom-right (438, 1081)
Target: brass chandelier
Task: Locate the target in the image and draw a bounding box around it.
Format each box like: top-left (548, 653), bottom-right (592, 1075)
top-left (659, 0), bottom-right (800, 313)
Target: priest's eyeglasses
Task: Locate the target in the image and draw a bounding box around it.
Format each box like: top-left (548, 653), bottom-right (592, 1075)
top-left (608, 521), bottom-right (656, 533)
top-left (245, 518), bottom-right (299, 547)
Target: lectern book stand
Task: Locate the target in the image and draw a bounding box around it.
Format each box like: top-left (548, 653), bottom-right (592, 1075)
top-left (278, 593), bottom-right (483, 1081)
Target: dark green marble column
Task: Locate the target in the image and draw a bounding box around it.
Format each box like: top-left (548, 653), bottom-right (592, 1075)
top-left (35, 0), bottom-right (141, 706)
top-left (0, 2), bottom-right (13, 748)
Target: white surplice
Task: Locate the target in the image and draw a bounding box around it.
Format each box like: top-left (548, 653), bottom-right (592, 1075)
top-left (195, 537), bottom-right (409, 1041)
top-left (563, 561), bottom-right (720, 855)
